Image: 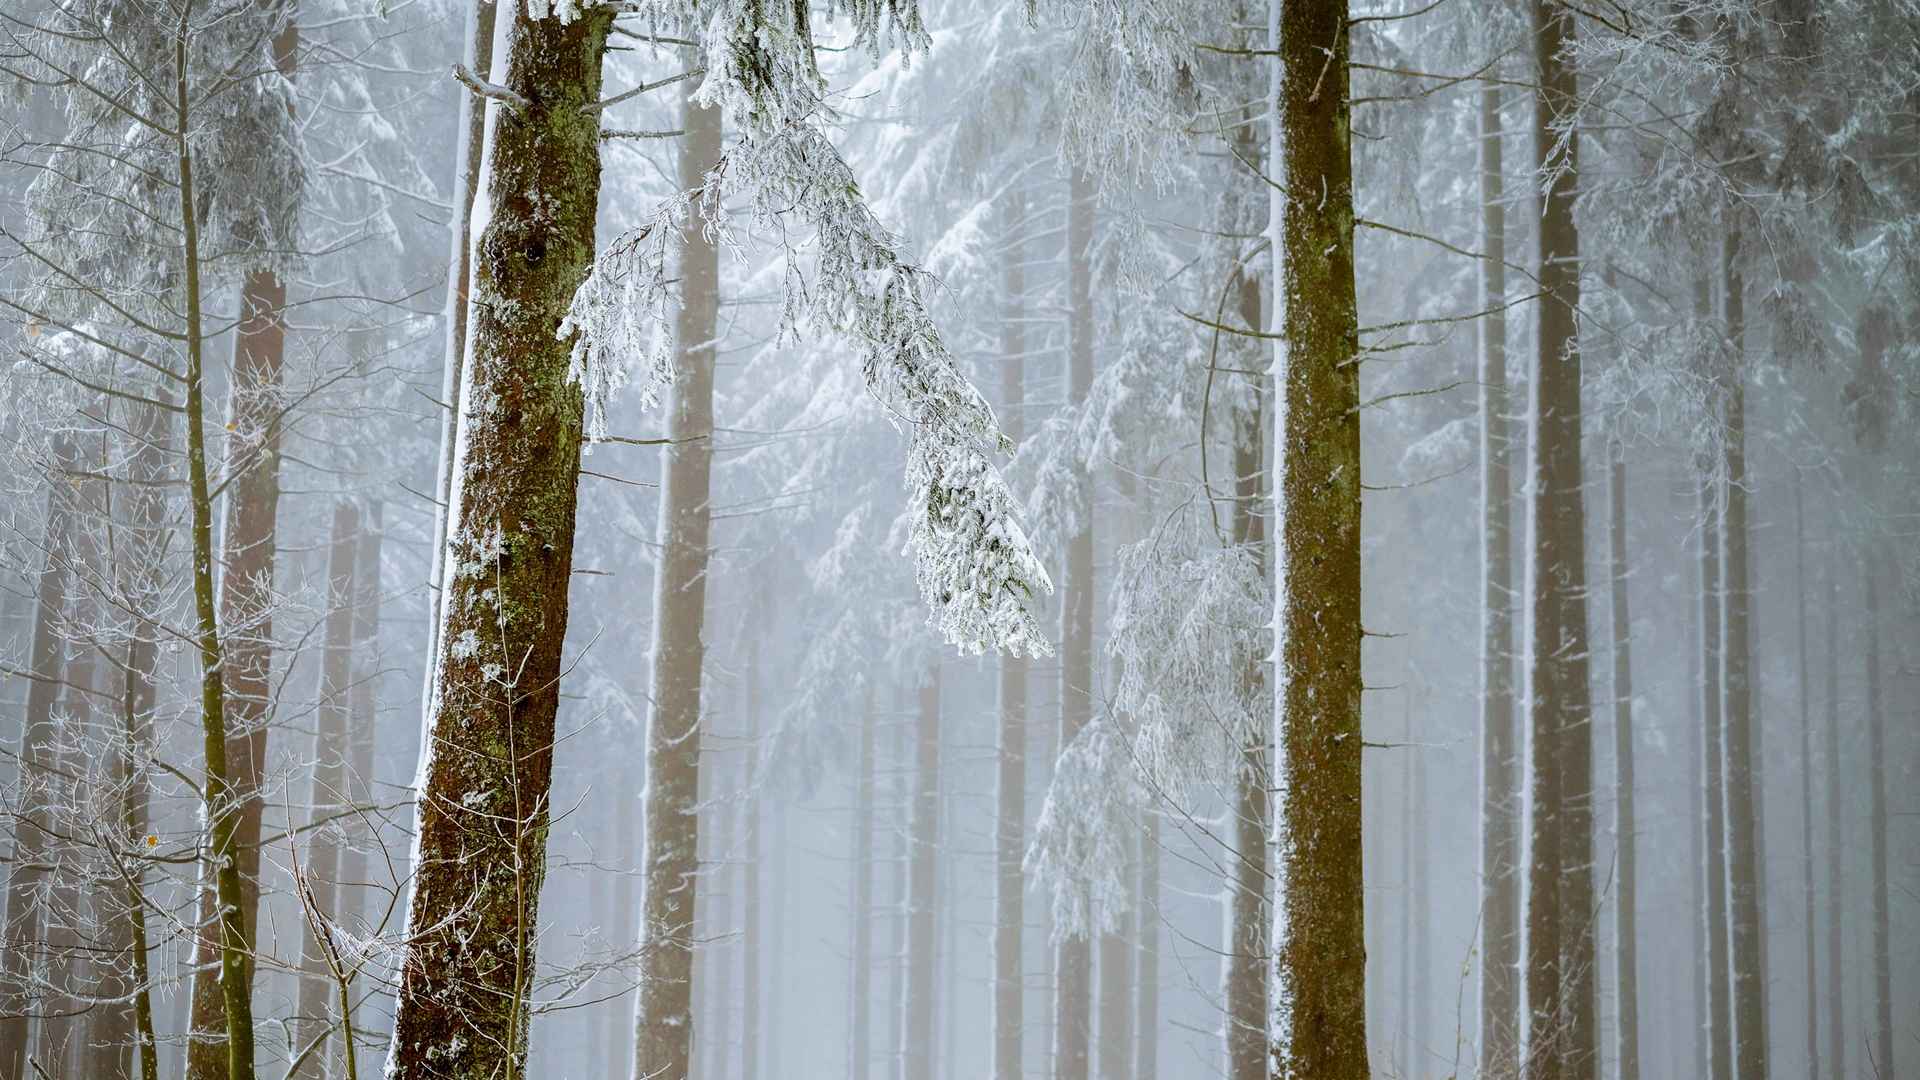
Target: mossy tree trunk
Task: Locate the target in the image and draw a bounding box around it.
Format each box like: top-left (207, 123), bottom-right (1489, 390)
top-left (631, 72), bottom-right (722, 1080)
top-left (386, 10), bottom-right (611, 1077)
top-left (1270, 0), bottom-right (1367, 1075)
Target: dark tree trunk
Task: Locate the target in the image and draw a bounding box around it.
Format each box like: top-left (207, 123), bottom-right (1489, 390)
top-left (293, 502), bottom-right (359, 1079)
top-left (993, 186), bottom-right (1029, 1080)
top-left (905, 669), bottom-right (942, 1080)
top-left (386, 11), bottom-right (612, 1077)
top-left (1608, 438), bottom-right (1639, 1080)
top-left (631, 72), bottom-right (721, 1080)
top-left (1718, 226), bottom-right (1767, 1080)
top-left (1477, 79), bottom-right (1522, 1080)
top-left (1053, 164), bottom-right (1097, 1080)
top-left (1523, 4), bottom-right (1596, 1076)
top-left (1226, 339), bottom-right (1268, 1080)
top-left (1271, 1), bottom-right (1367, 1075)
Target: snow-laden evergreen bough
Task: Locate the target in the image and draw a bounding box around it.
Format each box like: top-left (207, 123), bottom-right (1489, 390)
top-left (562, 0), bottom-right (1052, 658)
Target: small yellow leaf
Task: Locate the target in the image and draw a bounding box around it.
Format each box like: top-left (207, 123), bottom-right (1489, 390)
top-left (145, 834), bottom-right (158, 847)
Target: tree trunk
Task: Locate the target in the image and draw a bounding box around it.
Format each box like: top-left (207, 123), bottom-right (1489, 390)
top-left (1053, 163), bottom-right (1097, 1080)
top-left (1270, 0), bottom-right (1367, 1075)
top-left (1700, 442), bottom-right (1733, 1080)
top-left (1863, 547), bottom-right (1892, 1079)
top-left (1717, 225), bottom-right (1766, 1080)
top-left (425, 0), bottom-right (500, 698)
top-left (187, 10), bottom-right (299, 1069)
top-left (0, 434), bottom-right (77, 1079)
top-left (1823, 528), bottom-right (1844, 1080)
top-left (743, 639), bottom-right (762, 1080)
top-left (1684, 461), bottom-right (1707, 1080)
top-left (1133, 808), bottom-right (1159, 1080)
top-left (293, 503), bottom-right (359, 1080)
top-left (851, 686), bottom-right (877, 1080)
top-left (631, 70), bottom-right (721, 1080)
top-left (1226, 342), bottom-right (1268, 1080)
top-left (386, 11), bottom-right (611, 1077)
top-left (1793, 473), bottom-right (1817, 1080)
top-left (1607, 439), bottom-right (1639, 1080)
top-left (46, 516), bottom-right (102, 1080)
top-left (1098, 870), bottom-right (1134, 1080)
top-left (1476, 79), bottom-right (1521, 1080)
top-left (1523, 5), bottom-right (1595, 1077)
top-left (606, 781), bottom-right (636, 1080)
top-left (905, 669), bottom-right (942, 1080)
top-left (889, 705), bottom-right (909, 1080)
top-left (707, 771), bottom-right (736, 1080)
top-left (341, 498), bottom-right (381, 937)
top-left (993, 185), bottom-right (1029, 1080)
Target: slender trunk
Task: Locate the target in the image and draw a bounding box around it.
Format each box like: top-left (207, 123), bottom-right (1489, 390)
top-left (1524, 5), bottom-right (1594, 1077)
top-left (606, 783), bottom-right (636, 1080)
top-left (1701, 445), bottom-right (1733, 1080)
top-left (1863, 547), bottom-right (1892, 1079)
top-left (386, 11), bottom-right (611, 1077)
top-left (1133, 809), bottom-right (1159, 1080)
top-left (889, 705), bottom-right (909, 1080)
top-left (425, 0), bottom-right (500, 697)
top-left (1794, 474), bottom-right (1817, 1080)
top-left (1476, 79), bottom-right (1521, 1080)
top-left (1411, 707), bottom-right (1431, 1076)
top-left (1270, 1), bottom-right (1367, 1075)
top-left (708, 772), bottom-right (736, 1079)
top-left (293, 503), bottom-right (359, 1079)
top-left (1226, 357), bottom-right (1268, 1080)
top-left (340, 497), bottom-right (380, 1044)
top-left (630, 73), bottom-right (721, 1080)
top-left (905, 669), bottom-right (942, 1080)
top-left (1098, 871), bottom-right (1133, 1080)
top-left (744, 637), bottom-right (763, 1080)
top-left (1718, 226), bottom-right (1766, 1080)
top-left (1685, 468), bottom-right (1707, 1080)
top-left (993, 186), bottom-right (1029, 1080)
top-left (1053, 164), bottom-right (1097, 1080)
top-left (1397, 701), bottom-right (1414, 1075)
top-left (0, 434), bottom-right (77, 1078)
top-left (187, 12), bottom-right (298, 1072)
top-left (851, 687), bottom-right (877, 1080)
top-left (1823, 530), bottom-right (1844, 1080)
top-left (1608, 439), bottom-right (1639, 1080)
top-left (46, 534), bottom-right (101, 1080)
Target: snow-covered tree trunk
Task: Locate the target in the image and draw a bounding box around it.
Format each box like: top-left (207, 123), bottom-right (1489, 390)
top-left (0, 434), bottom-right (77, 1078)
top-left (1607, 436), bottom-right (1639, 1080)
top-left (187, 13), bottom-right (299, 1074)
top-left (386, 10), bottom-right (612, 1077)
top-left (1717, 224), bottom-right (1767, 1080)
top-left (425, 0), bottom-right (499, 692)
top-left (1522, 3), bottom-right (1595, 1075)
top-left (1698, 414), bottom-right (1733, 1080)
top-left (293, 501), bottom-right (359, 1080)
top-left (1476, 79), bottom-right (1522, 1080)
top-left (851, 685), bottom-right (877, 1080)
top-left (632, 72), bottom-right (722, 1080)
top-left (993, 186), bottom-right (1029, 1080)
top-left (1053, 161), bottom-right (1097, 1080)
top-left (905, 668), bottom-right (942, 1080)
top-left (1269, 0), bottom-right (1367, 1074)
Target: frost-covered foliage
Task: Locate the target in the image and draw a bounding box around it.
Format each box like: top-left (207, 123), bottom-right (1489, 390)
top-left (1108, 505), bottom-right (1270, 797)
top-left (1025, 717), bottom-right (1141, 940)
top-left (564, 2), bottom-right (1052, 656)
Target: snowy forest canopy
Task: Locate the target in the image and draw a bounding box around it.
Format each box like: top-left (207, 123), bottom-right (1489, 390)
top-left (0, 2), bottom-right (1914, 1080)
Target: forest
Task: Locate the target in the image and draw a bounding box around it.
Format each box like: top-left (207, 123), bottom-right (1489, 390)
top-left (0, 1), bottom-right (1913, 1079)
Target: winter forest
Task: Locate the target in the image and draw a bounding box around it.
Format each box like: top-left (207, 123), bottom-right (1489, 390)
top-left (0, 1), bottom-right (1914, 1079)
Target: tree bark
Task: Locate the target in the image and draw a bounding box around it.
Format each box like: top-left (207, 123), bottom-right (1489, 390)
top-left (1607, 438), bottom-right (1639, 1080)
top-left (1717, 225), bottom-right (1767, 1080)
top-left (1823, 525), bottom-right (1844, 1080)
top-left (1794, 472), bottom-right (1817, 1080)
top-left (630, 70), bottom-right (721, 1080)
top-left (186, 10), bottom-right (299, 1070)
top-left (905, 669), bottom-right (942, 1080)
top-left (1524, 5), bottom-right (1596, 1077)
top-left (1270, 0), bottom-right (1367, 1075)
top-left (1133, 808), bottom-right (1159, 1080)
top-left (0, 434), bottom-right (77, 1079)
top-left (1226, 326), bottom-right (1268, 1080)
top-left (993, 185), bottom-right (1030, 1080)
top-left (1700, 440), bottom-right (1733, 1080)
top-left (1053, 163), bottom-right (1097, 1080)
top-left (1476, 79), bottom-right (1521, 1080)
top-left (386, 11), bottom-right (611, 1077)
top-left (1863, 546), bottom-right (1892, 1079)
top-left (851, 686), bottom-right (877, 1080)
top-left (341, 499), bottom-right (381, 936)
top-left (743, 638), bottom-right (762, 1080)
top-left (293, 502), bottom-right (359, 1080)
